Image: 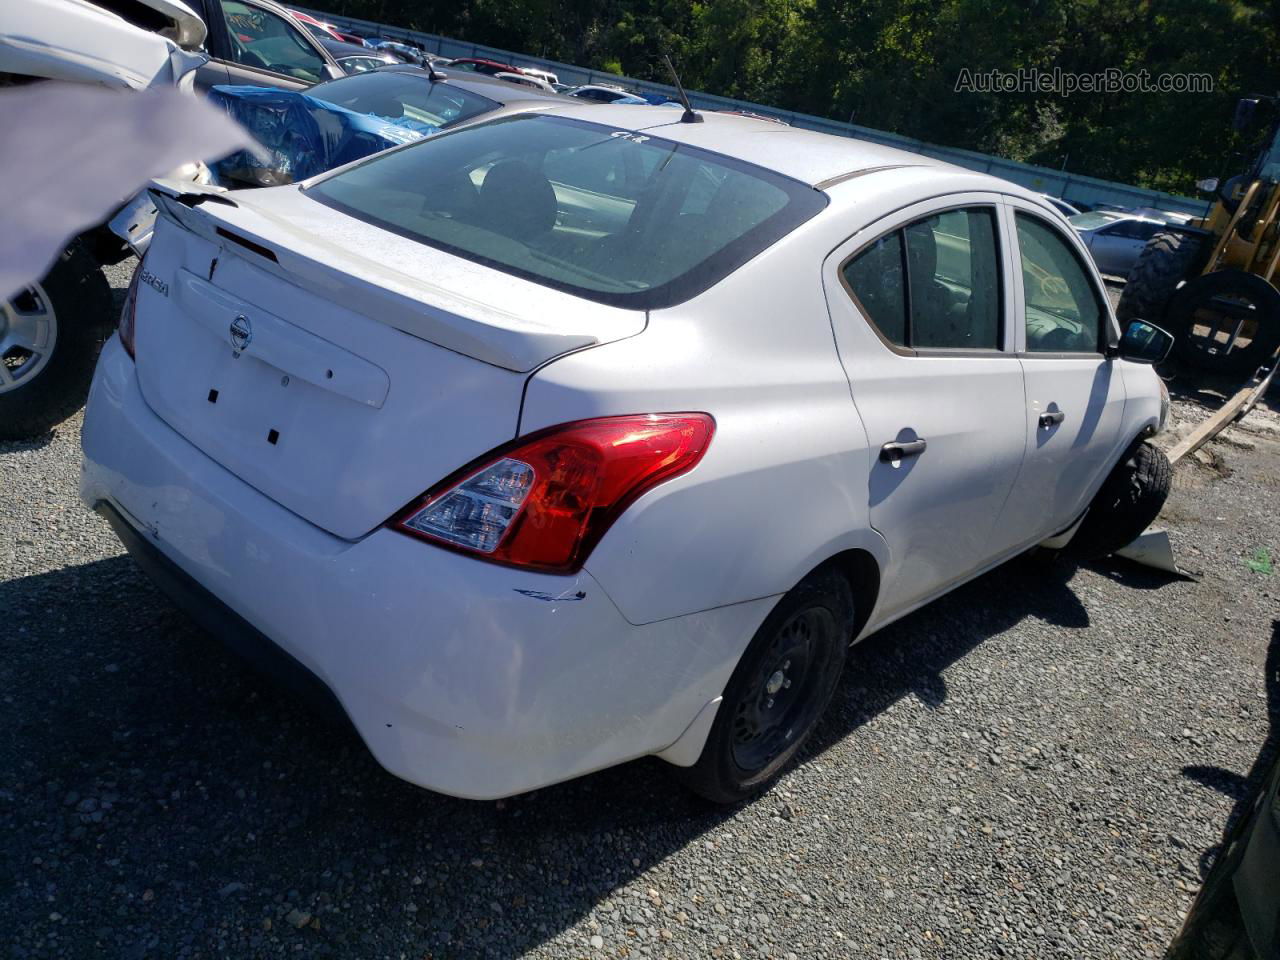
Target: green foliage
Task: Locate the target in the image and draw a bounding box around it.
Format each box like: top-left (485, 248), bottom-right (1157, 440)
top-left (315, 0), bottom-right (1272, 192)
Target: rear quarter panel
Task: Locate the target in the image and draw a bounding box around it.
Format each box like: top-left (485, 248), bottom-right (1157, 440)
top-left (520, 215), bottom-right (886, 626)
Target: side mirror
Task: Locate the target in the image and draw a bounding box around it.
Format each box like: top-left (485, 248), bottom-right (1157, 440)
top-left (1233, 98), bottom-right (1259, 133)
top-left (1196, 177), bottom-right (1220, 193)
top-left (1116, 319), bottom-right (1174, 364)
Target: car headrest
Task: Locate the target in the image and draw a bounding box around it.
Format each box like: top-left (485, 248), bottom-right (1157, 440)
top-left (476, 160), bottom-right (557, 240)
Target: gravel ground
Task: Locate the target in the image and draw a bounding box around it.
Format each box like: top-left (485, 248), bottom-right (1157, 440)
top-left (1, 270), bottom-right (1277, 959)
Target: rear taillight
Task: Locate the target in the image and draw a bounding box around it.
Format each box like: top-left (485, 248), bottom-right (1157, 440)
top-left (391, 414), bottom-right (715, 573)
top-left (118, 257), bottom-right (144, 358)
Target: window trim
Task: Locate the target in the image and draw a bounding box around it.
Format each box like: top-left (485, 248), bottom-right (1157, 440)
top-left (836, 201), bottom-right (1008, 358)
top-left (1010, 207), bottom-right (1112, 359)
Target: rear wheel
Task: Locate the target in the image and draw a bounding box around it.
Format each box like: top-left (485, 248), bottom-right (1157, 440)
top-left (1116, 231), bottom-right (1203, 325)
top-left (0, 243), bottom-right (112, 440)
top-left (1167, 270), bottom-right (1280, 375)
top-left (676, 569), bottom-right (852, 804)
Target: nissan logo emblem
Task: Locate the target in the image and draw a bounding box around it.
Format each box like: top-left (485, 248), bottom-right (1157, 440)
top-left (229, 314), bottom-right (252, 352)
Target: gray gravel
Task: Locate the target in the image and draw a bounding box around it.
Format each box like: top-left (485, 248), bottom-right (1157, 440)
top-left (1, 269), bottom-right (1277, 959)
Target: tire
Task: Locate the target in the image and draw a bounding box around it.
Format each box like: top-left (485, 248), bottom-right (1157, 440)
top-left (1067, 440), bottom-right (1172, 561)
top-left (0, 243), bottom-right (113, 441)
top-left (1168, 270), bottom-right (1280, 376)
top-left (1116, 231), bottom-right (1203, 326)
top-left (675, 569), bottom-right (853, 805)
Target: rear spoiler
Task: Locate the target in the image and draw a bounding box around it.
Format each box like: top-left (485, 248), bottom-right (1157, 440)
top-left (146, 180), bottom-right (605, 372)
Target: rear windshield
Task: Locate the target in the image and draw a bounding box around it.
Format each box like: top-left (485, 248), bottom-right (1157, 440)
top-left (306, 73), bottom-right (498, 131)
top-left (305, 114), bottom-right (827, 308)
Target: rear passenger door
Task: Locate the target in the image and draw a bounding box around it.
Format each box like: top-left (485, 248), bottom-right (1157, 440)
top-left (999, 200), bottom-right (1128, 539)
top-left (823, 195), bottom-right (1028, 618)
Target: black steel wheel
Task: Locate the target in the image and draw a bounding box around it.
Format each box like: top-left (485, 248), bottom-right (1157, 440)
top-left (675, 569), bottom-right (853, 804)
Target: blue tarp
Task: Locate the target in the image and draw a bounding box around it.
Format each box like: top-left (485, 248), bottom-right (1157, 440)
top-left (208, 85), bottom-right (435, 186)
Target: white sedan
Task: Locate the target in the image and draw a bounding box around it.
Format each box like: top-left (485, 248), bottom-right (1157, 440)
top-left (81, 106), bottom-right (1173, 803)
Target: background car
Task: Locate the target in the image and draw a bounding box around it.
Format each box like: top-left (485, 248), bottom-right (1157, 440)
top-left (318, 37), bottom-right (396, 74)
top-left (208, 65), bottom-right (573, 186)
top-left (0, 0), bottom-right (342, 441)
top-left (520, 66), bottom-right (559, 86)
top-left (567, 84), bottom-right (648, 104)
top-left (1070, 210), bottom-right (1173, 278)
top-left (494, 71), bottom-right (555, 92)
top-left (192, 0), bottom-right (343, 90)
top-left (448, 56), bottom-right (523, 76)
top-left (372, 40), bottom-right (424, 65)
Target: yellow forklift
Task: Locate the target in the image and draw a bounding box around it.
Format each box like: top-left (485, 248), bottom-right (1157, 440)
top-left (1118, 95), bottom-right (1280, 374)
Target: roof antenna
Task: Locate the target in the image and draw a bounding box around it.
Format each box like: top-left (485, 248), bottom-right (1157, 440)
top-left (426, 58), bottom-right (446, 82)
top-left (663, 53), bottom-right (702, 123)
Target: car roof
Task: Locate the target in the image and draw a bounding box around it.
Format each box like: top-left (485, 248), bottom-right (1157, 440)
top-left (452, 57), bottom-right (515, 69)
top-left (366, 64), bottom-right (572, 104)
top-left (531, 104), bottom-right (948, 187)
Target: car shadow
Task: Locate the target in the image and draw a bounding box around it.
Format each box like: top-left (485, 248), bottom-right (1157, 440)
top-left (1179, 619), bottom-right (1279, 878)
top-left (2, 549), bottom-right (1097, 957)
top-left (0, 430), bottom-right (59, 453)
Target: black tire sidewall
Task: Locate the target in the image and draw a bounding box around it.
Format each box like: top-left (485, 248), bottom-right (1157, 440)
top-left (1116, 232), bottom-right (1202, 326)
top-left (1067, 440), bottom-right (1172, 561)
top-left (0, 243), bottom-right (113, 441)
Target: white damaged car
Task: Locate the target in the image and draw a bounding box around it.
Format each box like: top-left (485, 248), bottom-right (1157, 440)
top-left (81, 107), bottom-right (1173, 802)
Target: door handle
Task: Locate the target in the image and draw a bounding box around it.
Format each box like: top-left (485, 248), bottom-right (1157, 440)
top-left (1039, 410), bottom-right (1066, 428)
top-left (880, 438), bottom-right (927, 463)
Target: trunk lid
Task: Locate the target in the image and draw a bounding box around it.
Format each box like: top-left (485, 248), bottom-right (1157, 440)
top-left (133, 182), bottom-right (644, 540)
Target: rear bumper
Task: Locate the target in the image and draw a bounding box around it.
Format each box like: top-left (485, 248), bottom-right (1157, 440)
top-left (80, 336), bottom-right (770, 798)
top-left (95, 499), bottom-right (347, 718)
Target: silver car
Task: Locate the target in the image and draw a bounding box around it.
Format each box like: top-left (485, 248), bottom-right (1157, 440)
top-left (1070, 211), bottom-right (1168, 278)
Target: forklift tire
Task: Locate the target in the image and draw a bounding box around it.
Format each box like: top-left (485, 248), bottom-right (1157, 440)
top-left (1067, 440), bottom-right (1172, 561)
top-left (0, 243), bottom-right (113, 441)
top-left (1168, 270), bottom-right (1280, 376)
top-left (1116, 231), bottom-right (1203, 326)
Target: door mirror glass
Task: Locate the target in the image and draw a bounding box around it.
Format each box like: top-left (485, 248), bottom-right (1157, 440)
top-left (1117, 319), bottom-right (1173, 364)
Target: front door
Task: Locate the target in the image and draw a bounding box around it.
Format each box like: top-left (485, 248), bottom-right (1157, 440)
top-left (209, 0), bottom-right (331, 90)
top-left (999, 200), bottom-right (1129, 539)
top-left (824, 195), bottom-right (1029, 618)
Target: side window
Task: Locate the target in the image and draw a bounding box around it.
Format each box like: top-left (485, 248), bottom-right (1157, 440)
top-left (841, 206), bottom-right (1001, 351)
top-left (842, 232), bottom-right (907, 345)
top-left (1015, 212), bottom-right (1105, 353)
top-left (220, 0), bottom-right (326, 83)
top-left (1135, 221), bottom-right (1162, 241)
